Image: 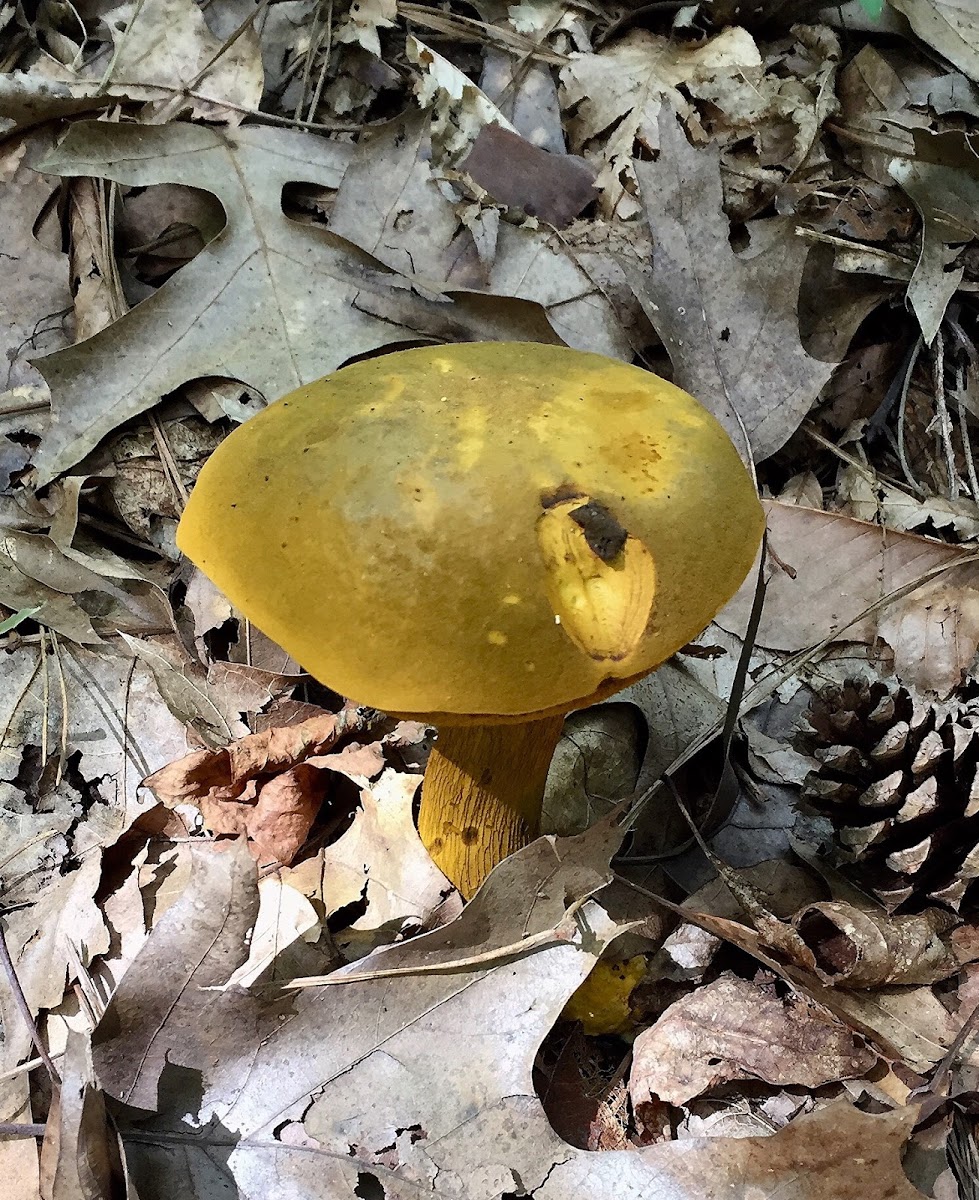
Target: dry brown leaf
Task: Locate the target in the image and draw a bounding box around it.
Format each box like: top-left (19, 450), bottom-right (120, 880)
top-left (629, 972), bottom-right (877, 1107)
top-left (122, 633), bottom-right (247, 747)
top-left (0, 136), bottom-right (70, 390)
top-left (142, 709), bottom-right (379, 864)
top-left (795, 901), bottom-right (973, 987)
top-left (719, 500), bottom-right (979, 696)
top-left (889, 0), bottom-right (979, 87)
top-left (205, 660), bottom-right (304, 718)
top-left (92, 838), bottom-right (260, 1111)
top-left (222, 875), bottom-right (327, 989)
top-left (632, 112), bottom-right (835, 461)
top-left (38, 1033), bottom-right (117, 1200)
top-left (335, 0), bottom-right (396, 58)
top-left (0, 528), bottom-right (170, 645)
top-left (328, 110), bottom-right (471, 283)
top-left (49, 0), bottom-right (263, 124)
top-left (315, 769), bottom-right (456, 957)
top-left (560, 27), bottom-right (762, 218)
top-left (678, 905), bottom-right (959, 1073)
top-left (0, 639), bottom-right (188, 870)
top-left (328, 109), bottom-right (637, 360)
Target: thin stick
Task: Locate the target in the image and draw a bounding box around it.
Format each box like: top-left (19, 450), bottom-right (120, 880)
top-left (934, 331), bottom-right (957, 500)
top-left (0, 1051), bottom-right (65, 1083)
top-left (39, 628), bottom-right (50, 766)
top-left (0, 1124), bottom-right (45, 1138)
top-left (0, 924), bottom-right (60, 1083)
top-left (48, 632), bottom-right (70, 790)
top-left (896, 336), bottom-right (924, 494)
top-left (305, 0), bottom-right (335, 126)
top-left (957, 388), bottom-right (979, 500)
top-left (149, 413), bottom-right (190, 509)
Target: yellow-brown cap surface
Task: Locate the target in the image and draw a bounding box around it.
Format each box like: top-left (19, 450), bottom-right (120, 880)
top-left (178, 342), bottom-right (764, 719)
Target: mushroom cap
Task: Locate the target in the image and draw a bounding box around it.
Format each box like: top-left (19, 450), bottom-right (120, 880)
top-left (178, 342), bottom-right (764, 721)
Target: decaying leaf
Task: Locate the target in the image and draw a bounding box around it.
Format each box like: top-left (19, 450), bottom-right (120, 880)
top-left (676, 899), bottom-right (961, 1074)
top-left (121, 632), bottom-right (247, 749)
top-left (329, 110), bottom-right (469, 282)
top-left (91, 837), bottom-right (260, 1111)
top-left (29, 0), bottom-right (263, 125)
top-left (407, 34), bottom-right (515, 163)
top-left (795, 901), bottom-right (974, 987)
top-left (629, 972), bottom-right (876, 1107)
top-left (329, 109), bottom-right (638, 360)
top-left (719, 500), bottom-right (979, 697)
top-left (0, 137), bottom-right (70, 389)
top-left (315, 769), bottom-right (456, 958)
top-left (462, 123), bottom-right (598, 228)
top-left (889, 0), bottom-right (979, 86)
top-left (560, 27), bottom-right (762, 218)
top-left (335, 0), bottom-right (397, 58)
top-left (38, 1033), bottom-right (118, 1200)
top-left (142, 708), bottom-right (383, 863)
top-left (543, 701), bottom-right (645, 836)
top-left (632, 111), bottom-right (835, 460)
top-left (888, 141), bottom-right (979, 343)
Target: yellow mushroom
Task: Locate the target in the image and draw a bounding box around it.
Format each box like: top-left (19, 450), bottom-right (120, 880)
top-left (177, 342), bottom-right (764, 897)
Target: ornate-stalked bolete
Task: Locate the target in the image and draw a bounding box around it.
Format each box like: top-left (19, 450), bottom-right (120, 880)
top-left (177, 342), bottom-right (764, 896)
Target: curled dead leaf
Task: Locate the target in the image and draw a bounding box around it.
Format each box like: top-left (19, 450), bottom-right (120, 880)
top-left (142, 709), bottom-right (384, 864)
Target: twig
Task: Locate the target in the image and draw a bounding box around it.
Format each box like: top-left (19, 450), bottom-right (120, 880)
top-left (957, 388), bottom-right (979, 501)
top-left (0, 1124), bottom-right (45, 1138)
top-left (186, 0), bottom-right (270, 94)
top-left (39, 627), bottom-right (50, 767)
top-left (0, 1051), bottom-right (65, 1083)
top-left (305, 0), bottom-right (335, 126)
top-left (149, 413), bottom-right (190, 510)
top-left (97, 0), bottom-right (148, 91)
top-left (397, 2), bottom-right (569, 64)
top-left (48, 632), bottom-right (70, 790)
top-left (896, 336), bottom-right (925, 494)
top-left (805, 422), bottom-right (919, 499)
top-left (101, 79), bottom-right (368, 131)
top-left (0, 923), bottom-right (60, 1083)
top-left (934, 331), bottom-right (958, 500)
top-left (825, 121), bottom-right (914, 157)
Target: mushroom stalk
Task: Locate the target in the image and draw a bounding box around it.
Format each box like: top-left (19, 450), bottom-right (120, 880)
top-left (418, 714), bottom-right (566, 897)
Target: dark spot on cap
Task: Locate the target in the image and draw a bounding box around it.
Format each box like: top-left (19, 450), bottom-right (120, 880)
top-left (570, 500), bottom-right (629, 562)
top-left (461, 826), bottom-right (479, 845)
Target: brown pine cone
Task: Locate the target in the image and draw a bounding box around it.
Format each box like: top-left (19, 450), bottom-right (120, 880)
top-left (798, 678), bottom-right (979, 911)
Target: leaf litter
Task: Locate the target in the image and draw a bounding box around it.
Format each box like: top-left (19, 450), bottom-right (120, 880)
top-left (6, 0), bottom-right (979, 1196)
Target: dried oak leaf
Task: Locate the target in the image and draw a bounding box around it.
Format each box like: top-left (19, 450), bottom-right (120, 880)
top-left (31, 121), bottom-right (557, 484)
top-left (629, 972), bottom-right (877, 1108)
top-left (143, 709), bottom-right (381, 864)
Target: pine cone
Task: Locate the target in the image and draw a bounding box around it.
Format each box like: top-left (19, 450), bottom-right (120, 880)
top-left (798, 678), bottom-right (979, 911)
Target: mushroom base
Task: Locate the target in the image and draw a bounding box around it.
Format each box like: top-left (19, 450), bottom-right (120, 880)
top-left (418, 714), bottom-right (567, 898)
